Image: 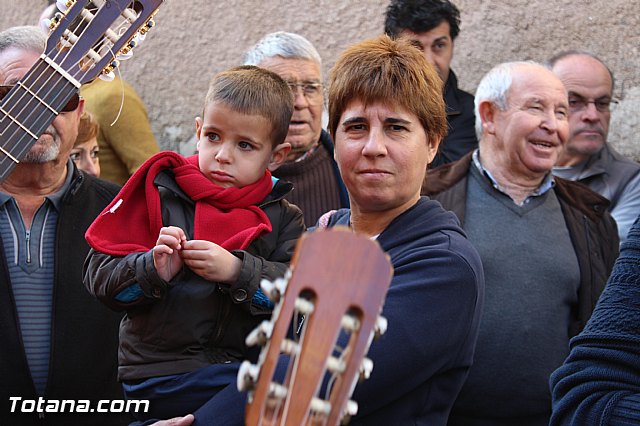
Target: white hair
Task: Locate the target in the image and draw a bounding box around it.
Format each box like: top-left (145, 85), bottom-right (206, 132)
top-left (0, 25), bottom-right (46, 55)
top-left (474, 61), bottom-right (546, 139)
top-left (243, 31), bottom-right (322, 70)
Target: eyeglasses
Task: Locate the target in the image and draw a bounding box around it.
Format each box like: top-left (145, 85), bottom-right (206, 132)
top-left (285, 81), bottom-right (324, 105)
top-left (568, 95), bottom-right (618, 113)
top-left (0, 84), bottom-right (80, 113)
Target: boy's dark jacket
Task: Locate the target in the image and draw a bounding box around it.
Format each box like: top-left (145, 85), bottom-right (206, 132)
top-left (422, 152), bottom-right (620, 335)
top-left (84, 170), bottom-right (305, 381)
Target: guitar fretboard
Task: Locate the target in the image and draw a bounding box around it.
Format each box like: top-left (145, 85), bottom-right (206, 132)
top-left (0, 58), bottom-right (79, 181)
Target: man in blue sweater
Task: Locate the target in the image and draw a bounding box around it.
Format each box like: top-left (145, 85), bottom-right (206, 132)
top-left (550, 214), bottom-right (640, 425)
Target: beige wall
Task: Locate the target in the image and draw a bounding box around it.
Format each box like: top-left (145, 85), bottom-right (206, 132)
top-left (3, 0), bottom-right (639, 159)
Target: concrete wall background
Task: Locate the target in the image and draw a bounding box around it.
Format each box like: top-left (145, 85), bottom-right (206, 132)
top-left (3, 0), bottom-right (638, 159)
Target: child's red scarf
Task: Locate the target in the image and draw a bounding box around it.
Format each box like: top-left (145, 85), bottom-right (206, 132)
top-left (85, 152), bottom-right (273, 256)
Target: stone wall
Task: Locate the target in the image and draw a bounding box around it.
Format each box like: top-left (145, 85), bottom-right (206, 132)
top-left (3, 0), bottom-right (638, 159)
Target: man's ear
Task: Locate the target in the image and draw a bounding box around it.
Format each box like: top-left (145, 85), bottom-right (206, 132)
top-left (478, 100), bottom-right (498, 136)
top-left (268, 142), bottom-right (291, 172)
top-left (195, 117), bottom-right (202, 151)
top-left (77, 98), bottom-right (85, 116)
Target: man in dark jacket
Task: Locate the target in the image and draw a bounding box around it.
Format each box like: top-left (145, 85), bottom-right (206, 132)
top-left (423, 61), bottom-right (619, 425)
top-left (385, 0), bottom-right (477, 167)
top-left (0, 26), bottom-right (123, 425)
top-left (548, 51), bottom-right (640, 244)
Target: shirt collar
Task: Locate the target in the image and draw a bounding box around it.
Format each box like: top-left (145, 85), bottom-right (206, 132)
top-left (472, 149), bottom-right (555, 203)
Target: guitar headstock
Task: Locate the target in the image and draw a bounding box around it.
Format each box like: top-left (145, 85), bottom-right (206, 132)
top-left (42, 0), bottom-right (163, 84)
top-left (0, 0), bottom-right (164, 182)
top-left (238, 228), bottom-right (394, 426)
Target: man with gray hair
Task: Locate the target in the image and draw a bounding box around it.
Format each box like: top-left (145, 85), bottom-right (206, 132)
top-left (423, 61), bottom-right (618, 425)
top-left (244, 31), bottom-right (348, 227)
top-left (549, 51), bottom-right (640, 243)
top-left (0, 26), bottom-right (124, 425)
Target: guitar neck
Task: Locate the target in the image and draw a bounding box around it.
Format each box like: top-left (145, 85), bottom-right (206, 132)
top-left (0, 58), bottom-right (80, 181)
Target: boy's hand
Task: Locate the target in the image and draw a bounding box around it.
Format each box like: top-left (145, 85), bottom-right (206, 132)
top-left (181, 240), bottom-right (242, 283)
top-left (153, 226), bottom-right (187, 282)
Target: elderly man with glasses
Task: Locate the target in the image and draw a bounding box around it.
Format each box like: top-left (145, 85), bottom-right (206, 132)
top-left (243, 31), bottom-right (348, 227)
top-left (0, 26), bottom-right (125, 425)
top-left (549, 51), bottom-right (640, 243)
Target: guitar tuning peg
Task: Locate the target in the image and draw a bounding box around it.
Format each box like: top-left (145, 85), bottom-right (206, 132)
top-left (42, 11), bottom-right (64, 32)
top-left (58, 37), bottom-right (73, 49)
top-left (260, 275), bottom-right (289, 303)
top-left (294, 296), bottom-right (314, 315)
top-left (267, 382), bottom-right (288, 400)
top-left (237, 360), bottom-right (260, 392)
top-left (99, 59), bottom-right (120, 82)
top-left (309, 397), bottom-right (331, 416)
top-left (141, 19), bottom-right (156, 34)
top-left (341, 312), bottom-right (360, 332)
top-left (280, 338), bottom-right (299, 356)
top-left (359, 357), bottom-right (373, 381)
top-left (326, 355), bottom-right (346, 374)
top-left (116, 39), bottom-right (138, 61)
top-left (133, 32), bottom-right (146, 45)
top-left (56, 0), bottom-right (72, 13)
top-left (99, 71), bottom-right (115, 82)
top-left (40, 18), bottom-right (53, 32)
top-left (245, 320), bottom-right (273, 347)
top-left (117, 51), bottom-right (133, 61)
top-left (260, 278), bottom-right (279, 302)
top-left (343, 400), bottom-right (359, 418)
top-left (374, 315), bottom-right (388, 338)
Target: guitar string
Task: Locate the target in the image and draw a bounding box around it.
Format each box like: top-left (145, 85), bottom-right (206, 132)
top-left (256, 305), bottom-right (298, 426)
top-left (0, 1), bottom-right (134, 164)
top-left (0, 13), bottom-right (92, 164)
top-left (260, 308), bottom-right (300, 426)
top-left (0, 1), bottom-right (102, 152)
top-left (254, 283), bottom-right (286, 426)
top-left (278, 304), bottom-right (312, 426)
top-left (0, 1), bottom-right (100, 135)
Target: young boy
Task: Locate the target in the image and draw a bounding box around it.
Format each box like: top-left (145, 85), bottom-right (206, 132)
top-left (83, 65), bottom-right (305, 421)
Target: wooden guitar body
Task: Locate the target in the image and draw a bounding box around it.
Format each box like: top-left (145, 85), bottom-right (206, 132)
top-left (238, 228), bottom-right (394, 426)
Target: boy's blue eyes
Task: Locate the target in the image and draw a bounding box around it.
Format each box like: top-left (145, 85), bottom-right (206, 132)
top-left (204, 134), bottom-right (254, 150)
